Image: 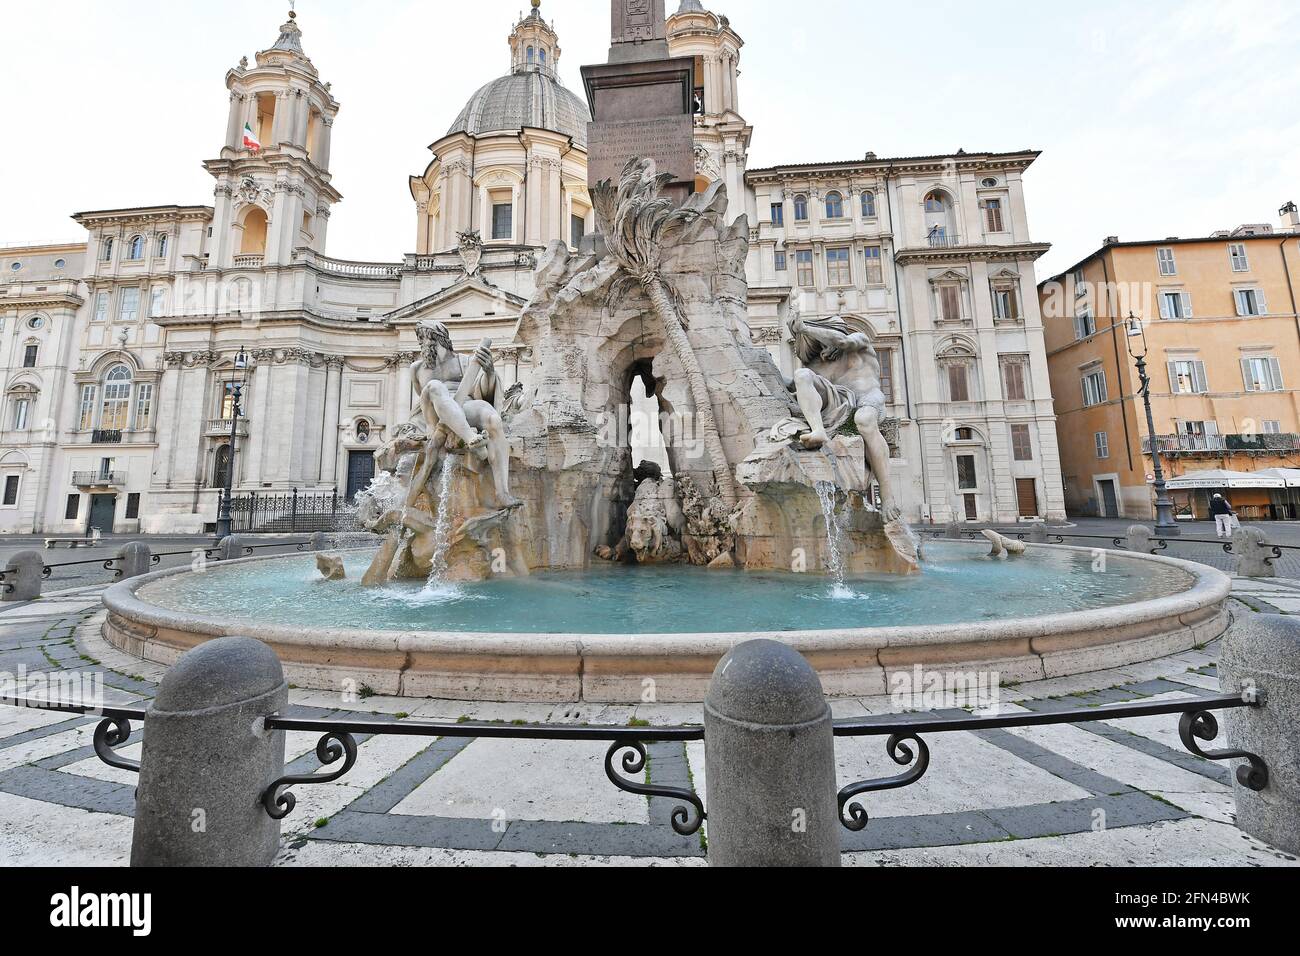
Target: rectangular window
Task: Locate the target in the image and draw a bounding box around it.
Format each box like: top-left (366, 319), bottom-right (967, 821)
top-left (1229, 243), bottom-right (1250, 272)
top-left (1082, 369), bottom-right (1107, 407)
top-left (770, 203), bottom-right (784, 226)
top-left (1073, 269), bottom-right (1087, 297)
top-left (984, 199), bottom-right (1004, 233)
top-left (939, 285), bottom-right (962, 322)
top-left (23, 345), bottom-right (38, 368)
top-left (570, 214), bottom-right (586, 248)
top-left (1168, 359), bottom-right (1208, 394)
top-left (78, 385), bottom-right (97, 431)
top-left (1095, 431), bottom-right (1110, 459)
top-left (795, 249), bottom-right (814, 287)
top-left (1242, 356), bottom-right (1283, 392)
top-left (149, 288), bottom-right (166, 319)
top-left (65, 494), bottom-right (80, 520)
top-left (826, 247), bottom-right (852, 286)
top-left (220, 382), bottom-right (240, 420)
top-left (134, 384), bottom-right (154, 431)
top-left (862, 246), bottom-right (883, 284)
top-left (1159, 291), bottom-right (1193, 319)
top-left (1073, 306), bottom-right (1096, 340)
top-left (93, 291), bottom-right (110, 322)
top-left (1235, 288), bottom-right (1267, 316)
top-left (1264, 420), bottom-right (1282, 434)
top-left (118, 287), bottom-right (140, 323)
top-left (491, 202), bottom-right (513, 241)
top-left (1010, 424), bottom-right (1033, 461)
top-left (876, 347), bottom-right (894, 404)
top-left (1001, 359), bottom-right (1028, 400)
top-left (1157, 247), bottom-right (1177, 276)
top-left (956, 455), bottom-right (978, 490)
top-left (126, 493), bottom-right (141, 520)
top-left (992, 287), bottom-right (1020, 322)
top-left (947, 363), bottom-right (970, 402)
top-left (774, 250), bottom-right (787, 272)
top-left (2, 476), bottom-right (18, 506)
top-left (12, 398), bottom-right (30, 431)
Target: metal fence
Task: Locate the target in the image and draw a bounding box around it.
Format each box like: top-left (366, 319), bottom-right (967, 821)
top-left (226, 490), bottom-right (345, 534)
top-left (0, 690), bottom-right (1264, 844)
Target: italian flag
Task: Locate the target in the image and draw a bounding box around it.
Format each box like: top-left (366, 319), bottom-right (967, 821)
top-left (242, 122), bottom-right (261, 152)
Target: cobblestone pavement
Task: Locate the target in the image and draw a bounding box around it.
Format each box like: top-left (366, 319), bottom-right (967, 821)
top-left (0, 583), bottom-right (1297, 867)
top-left (0, 536), bottom-right (313, 591)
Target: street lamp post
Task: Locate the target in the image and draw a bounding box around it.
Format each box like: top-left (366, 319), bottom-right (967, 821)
top-left (1126, 314), bottom-right (1181, 537)
top-left (214, 348), bottom-right (250, 541)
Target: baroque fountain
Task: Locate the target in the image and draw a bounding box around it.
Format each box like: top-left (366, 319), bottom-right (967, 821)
top-left (102, 159), bottom-right (1231, 703)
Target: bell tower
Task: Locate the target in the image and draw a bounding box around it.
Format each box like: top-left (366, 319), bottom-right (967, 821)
top-left (204, 7), bottom-right (342, 270)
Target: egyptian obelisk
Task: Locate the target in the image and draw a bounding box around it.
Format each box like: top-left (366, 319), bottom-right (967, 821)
top-left (582, 0), bottom-right (696, 205)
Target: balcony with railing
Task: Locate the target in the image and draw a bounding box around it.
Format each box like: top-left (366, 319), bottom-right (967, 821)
top-left (1143, 433), bottom-right (1300, 456)
top-left (231, 254), bottom-right (264, 269)
top-left (293, 248), bottom-right (401, 278)
top-left (206, 418), bottom-right (250, 438)
top-left (72, 471), bottom-right (125, 488)
top-left (91, 429), bottom-right (123, 445)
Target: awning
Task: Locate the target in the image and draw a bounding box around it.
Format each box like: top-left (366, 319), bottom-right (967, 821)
top-left (1253, 468), bottom-right (1300, 488)
top-left (1164, 468), bottom-right (1286, 490)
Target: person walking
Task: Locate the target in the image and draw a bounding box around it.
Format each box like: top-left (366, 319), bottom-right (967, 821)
top-left (1210, 493), bottom-right (1237, 538)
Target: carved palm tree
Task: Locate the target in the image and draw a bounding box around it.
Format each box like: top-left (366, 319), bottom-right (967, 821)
top-left (592, 158), bottom-right (738, 504)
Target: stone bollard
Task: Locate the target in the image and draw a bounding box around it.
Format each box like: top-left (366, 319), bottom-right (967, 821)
top-left (217, 535), bottom-right (246, 562)
top-left (1, 551), bottom-right (45, 602)
top-left (943, 521), bottom-right (961, 539)
top-left (310, 531), bottom-right (334, 552)
top-left (116, 542), bottom-right (152, 580)
top-left (1027, 522), bottom-right (1048, 544)
top-left (1219, 615), bottom-right (1300, 855)
top-left (132, 637), bottom-right (288, 867)
top-left (1232, 527), bottom-right (1277, 579)
top-left (1126, 525), bottom-right (1153, 554)
top-left (704, 639), bottom-right (840, 867)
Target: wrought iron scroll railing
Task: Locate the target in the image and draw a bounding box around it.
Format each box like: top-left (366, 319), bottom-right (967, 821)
top-left (0, 691), bottom-right (1265, 839)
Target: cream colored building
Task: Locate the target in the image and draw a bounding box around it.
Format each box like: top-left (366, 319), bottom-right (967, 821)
top-left (1, 2), bottom-right (1063, 533)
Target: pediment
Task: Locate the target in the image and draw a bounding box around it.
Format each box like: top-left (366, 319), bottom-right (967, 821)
top-left (388, 275), bottom-right (528, 322)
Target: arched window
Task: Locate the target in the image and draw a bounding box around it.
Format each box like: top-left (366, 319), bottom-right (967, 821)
top-left (127, 236), bottom-right (145, 261)
top-left (356, 419), bottom-right (372, 443)
top-left (213, 445), bottom-right (233, 490)
top-left (861, 191), bottom-right (877, 218)
top-left (825, 191), bottom-right (844, 219)
top-left (924, 190), bottom-right (949, 213)
top-left (539, 48), bottom-right (547, 68)
top-left (100, 365), bottom-right (133, 431)
top-left (924, 190), bottom-right (956, 244)
top-left (101, 238), bottom-right (114, 263)
top-left (156, 234), bottom-right (168, 258)
top-left (527, 46), bottom-right (535, 64)
top-left (240, 207), bottom-right (269, 257)
top-left (793, 194), bottom-right (809, 221)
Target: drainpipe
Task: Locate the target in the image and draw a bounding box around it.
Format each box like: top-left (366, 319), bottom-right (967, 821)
top-left (1102, 254), bottom-right (1136, 474)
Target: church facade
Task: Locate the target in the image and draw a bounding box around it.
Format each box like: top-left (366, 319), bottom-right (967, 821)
top-left (0, 1), bottom-right (1064, 535)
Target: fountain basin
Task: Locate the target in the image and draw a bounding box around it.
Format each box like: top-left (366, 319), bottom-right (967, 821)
top-left (101, 542), bottom-right (1231, 703)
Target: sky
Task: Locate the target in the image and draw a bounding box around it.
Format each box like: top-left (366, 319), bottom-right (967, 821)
top-left (3, 0), bottom-right (1299, 279)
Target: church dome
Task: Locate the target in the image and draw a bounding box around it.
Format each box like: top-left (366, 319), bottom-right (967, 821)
top-left (447, 68), bottom-right (590, 148)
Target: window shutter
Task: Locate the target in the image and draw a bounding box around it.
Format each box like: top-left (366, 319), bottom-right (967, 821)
top-left (1167, 362), bottom-right (1180, 393)
top-left (1258, 290), bottom-right (1268, 315)
top-left (1242, 358), bottom-right (1255, 391)
top-left (1235, 291), bottom-right (1247, 317)
top-left (1181, 292), bottom-right (1193, 317)
top-left (1193, 361), bottom-right (1207, 394)
top-left (1270, 357), bottom-right (1283, 391)
top-left (1159, 294), bottom-right (1172, 320)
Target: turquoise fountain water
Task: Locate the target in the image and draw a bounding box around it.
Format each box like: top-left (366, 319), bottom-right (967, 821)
top-left (139, 541), bottom-right (1193, 636)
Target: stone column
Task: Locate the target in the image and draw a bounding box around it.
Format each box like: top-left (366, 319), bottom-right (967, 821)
top-left (320, 358), bottom-right (344, 485)
top-left (316, 116), bottom-right (334, 171)
top-left (226, 93), bottom-right (245, 150)
top-left (131, 637), bottom-right (288, 867)
top-left (704, 640), bottom-right (841, 866)
top-left (1219, 614), bottom-right (1300, 855)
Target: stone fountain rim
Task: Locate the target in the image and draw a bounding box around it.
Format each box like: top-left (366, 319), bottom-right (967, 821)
top-left (102, 541), bottom-right (1228, 655)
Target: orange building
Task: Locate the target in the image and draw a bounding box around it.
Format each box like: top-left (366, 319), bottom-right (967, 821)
top-left (1040, 205), bottom-right (1300, 520)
